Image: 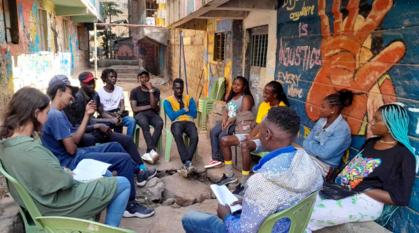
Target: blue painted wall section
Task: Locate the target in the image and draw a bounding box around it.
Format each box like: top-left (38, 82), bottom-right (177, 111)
top-left (275, 0), bottom-right (419, 231)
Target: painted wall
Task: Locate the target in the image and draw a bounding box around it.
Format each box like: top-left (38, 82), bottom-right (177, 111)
top-left (203, 19), bottom-right (233, 98)
top-left (0, 0), bottom-right (89, 113)
top-left (275, 0), bottom-right (419, 231)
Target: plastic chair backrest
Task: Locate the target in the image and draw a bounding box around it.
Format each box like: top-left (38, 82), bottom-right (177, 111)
top-left (35, 216), bottom-right (136, 233)
top-left (213, 77), bottom-right (226, 101)
top-left (257, 191), bottom-right (318, 233)
top-left (0, 159), bottom-right (44, 229)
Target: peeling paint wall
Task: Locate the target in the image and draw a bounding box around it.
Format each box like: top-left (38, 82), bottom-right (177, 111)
top-left (0, 0), bottom-right (89, 113)
top-left (275, 0), bottom-right (419, 231)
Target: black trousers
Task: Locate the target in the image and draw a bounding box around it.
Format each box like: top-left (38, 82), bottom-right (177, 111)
top-left (78, 130), bottom-right (143, 166)
top-left (134, 109), bottom-right (164, 153)
top-left (171, 121), bottom-right (199, 164)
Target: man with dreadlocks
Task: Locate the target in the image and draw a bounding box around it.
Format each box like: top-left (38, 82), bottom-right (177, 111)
top-left (307, 103), bottom-right (417, 232)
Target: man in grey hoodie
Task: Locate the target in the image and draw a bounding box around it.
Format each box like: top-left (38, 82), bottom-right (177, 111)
top-left (182, 106), bottom-right (324, 233)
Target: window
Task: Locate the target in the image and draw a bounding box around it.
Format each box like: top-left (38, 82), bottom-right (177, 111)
top-left (2, 0), bottom-right (19, 44)
top-left (213, 33), bottom-right (225, 62)
top-left (63, 19), bottom-right (70, 50)
top-left (250, 34), bottom-right (268, 67)
top-left (37, 9), bottom-right (48, 51)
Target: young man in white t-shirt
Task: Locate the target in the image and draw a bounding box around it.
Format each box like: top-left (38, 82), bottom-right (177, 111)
top-left (97, 69), bottom-right (136, 138)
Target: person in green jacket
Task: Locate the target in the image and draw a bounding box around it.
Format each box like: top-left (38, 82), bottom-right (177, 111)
top-left (0, 87), bottom-right (130, 227)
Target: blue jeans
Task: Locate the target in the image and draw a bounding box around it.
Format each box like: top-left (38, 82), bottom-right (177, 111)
top-left (113, 116), bottom-right (136, 138)
top-left (182, 210), bottom-right (227, 233)
top-left (69, 142), bottom-right (139, 200)
top-left (210, 122), bottom-right (236, 161)
top-left (105, 176), bottom-right (130, 227)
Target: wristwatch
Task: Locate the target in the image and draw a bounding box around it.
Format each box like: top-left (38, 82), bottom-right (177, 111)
top-left (149, 88), bottom-right (155, 93)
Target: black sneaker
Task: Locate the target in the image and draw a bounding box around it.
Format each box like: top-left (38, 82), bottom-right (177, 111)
top-left (232, 184), bottom-right (245, 197)
top-left (177, 163), bottom-right (188, 178)
top-left (136, 168), bottom-right (157, 187)
top-left (123, 202), bottom-right (155, 218)
top-left (217, 174), bottom-right (238, 185)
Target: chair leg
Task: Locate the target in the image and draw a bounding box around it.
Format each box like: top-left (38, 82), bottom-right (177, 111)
top-left (134, 126), bottom-right (140, 148)
top-left (157, 135), bottom-right (163, 154)
top-left (197, 111), bottom-right (202, 129)
top-left (202, 108), bottom-right (208, 131)
top-left (165, 130), bottom-right (174, 162)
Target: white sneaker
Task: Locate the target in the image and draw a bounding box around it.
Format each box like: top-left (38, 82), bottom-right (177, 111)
top-left (150, 149), bottom-right (160, 163)
top-left (141, 153), bottom-right (154, 164)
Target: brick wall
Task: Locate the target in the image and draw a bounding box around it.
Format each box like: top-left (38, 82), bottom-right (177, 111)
top-left (167, 29), bottom-right (205, 99)
top-left (275, 0), bottom-right (419, 232)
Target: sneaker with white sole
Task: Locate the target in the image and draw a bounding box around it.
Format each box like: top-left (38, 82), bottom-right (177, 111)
top-left (136, 168), bottom-right (157, 186)
top-left (149, 149), bottom-right (160, 163)
top-left (123, 201), bottom-right (155, 218)
top-left (217, 174), bottom-right (238, 185)
top-left (204, 159), bottom-right (224, 169)
top-left (177, 163), bottom-right (188, 178)
top-left (141, 153), bottom-right (154, 164)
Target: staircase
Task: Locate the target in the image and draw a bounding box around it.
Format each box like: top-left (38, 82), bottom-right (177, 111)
top-left (108, 65), bottom-right (139, 83)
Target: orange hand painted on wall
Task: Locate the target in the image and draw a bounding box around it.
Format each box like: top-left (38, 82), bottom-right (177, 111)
top-left (306, 0), bottom-right (403, 136)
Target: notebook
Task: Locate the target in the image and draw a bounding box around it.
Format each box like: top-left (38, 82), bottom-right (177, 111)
top-left (72, 159), bottom-right (111, 183)
top-left (210, 184), bottom-right (242, 213)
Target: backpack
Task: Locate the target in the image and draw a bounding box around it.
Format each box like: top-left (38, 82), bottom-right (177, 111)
top-left (235, 110), bottom-right (255, 134)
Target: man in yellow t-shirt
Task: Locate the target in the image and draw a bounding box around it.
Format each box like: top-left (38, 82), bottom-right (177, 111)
top-left (217, 81), bottom-right (289, 196)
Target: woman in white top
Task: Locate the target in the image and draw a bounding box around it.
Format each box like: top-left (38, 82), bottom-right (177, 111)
top-left (97, 69), bottom-right (136, 137)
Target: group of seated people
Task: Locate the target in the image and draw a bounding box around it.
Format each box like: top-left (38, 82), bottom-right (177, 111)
top-left (0, 71), bottom-right (416, 232)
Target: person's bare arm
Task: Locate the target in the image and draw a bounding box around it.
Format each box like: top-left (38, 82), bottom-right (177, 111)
top-left (63, 101), bottom-right (95, 155)
top-left (130, 99), bottom-right (151, 113)
top-left (248, 124), bottom-right (260, 138)
top-left (364, 189), bottom-right (396, 205)
top-left (119, 99), bottom-right (126, 112)
top-left (96, 105), bottom-right (119, 124)
top-left (241, 95), bottom-right (254, 111)
top-left (145, 82), bottom-right (158, 110)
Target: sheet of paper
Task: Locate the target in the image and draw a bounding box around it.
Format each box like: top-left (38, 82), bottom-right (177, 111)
top-left (210, 184), bottom-right (242, 213)
top-left (72, 159), bottom-right (111, 182)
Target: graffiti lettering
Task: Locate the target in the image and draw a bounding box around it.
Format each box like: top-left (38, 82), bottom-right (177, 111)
top-left (277, 71), bottom-right (303, 98)
top-left (290, 2), bottom-right (315, 21)
top-left (282, 0), bottom-right (308, 11)
top-left (278, 38), bottom-right (321, 70)
top-left (299, 23), bottom-right (308, 37)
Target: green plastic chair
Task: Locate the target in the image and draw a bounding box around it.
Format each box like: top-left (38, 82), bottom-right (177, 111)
top-left (35, 216), bottom-right (135, 233)
top-left (162, 99), bottom-right (198, 162)
top-left (257, 191), bottom-right (318, 233)
top-left (0, 159), bottom-right (44, 232)
top-left (0, 159), bottom-right (102, 232)
top-left (133, 97), bottom-right (163, 153)
top-left (251, 151), bottom-right (270, 158)
top-left (198, 77), bottom-right (226, 130)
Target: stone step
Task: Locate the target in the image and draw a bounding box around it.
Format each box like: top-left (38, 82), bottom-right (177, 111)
top-left (108, 65), bottom-right (140, 74)
top-left (161, 173), bottom-right (212, 207)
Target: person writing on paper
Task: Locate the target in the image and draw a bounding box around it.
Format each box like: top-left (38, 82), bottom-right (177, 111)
top-left (0, 87), bottom-right (129, 227)
top-left (182, 107), bottom-right (323, 233)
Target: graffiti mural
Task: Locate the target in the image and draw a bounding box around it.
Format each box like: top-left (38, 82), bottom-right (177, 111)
top-left (203, 19), bottom-right (233, 98)
top-left (275, 1), bottom-right (419, 230)
top-left (275, 0), bottom-right (419, 150)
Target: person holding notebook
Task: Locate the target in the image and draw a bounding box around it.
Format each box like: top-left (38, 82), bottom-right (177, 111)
top-left (182, 107), bottom-right (323, 233)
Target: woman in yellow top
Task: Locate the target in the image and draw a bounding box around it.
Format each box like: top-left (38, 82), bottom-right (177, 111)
top-left (217, 81), bottom-right (289, 196)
